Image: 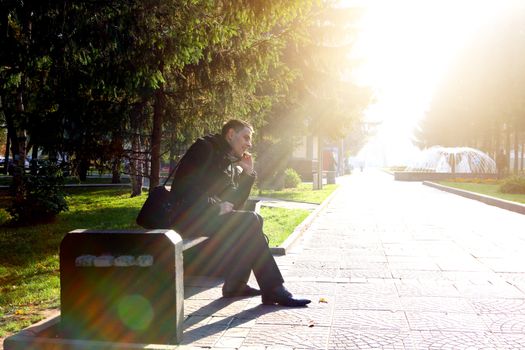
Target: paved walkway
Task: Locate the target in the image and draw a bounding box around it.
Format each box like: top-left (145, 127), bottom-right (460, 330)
top-left (182, 169), bottom-right (525, 349)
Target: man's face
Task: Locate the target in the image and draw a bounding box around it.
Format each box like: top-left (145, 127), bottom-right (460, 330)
top-left (226, 126), bottom-right (253, 158)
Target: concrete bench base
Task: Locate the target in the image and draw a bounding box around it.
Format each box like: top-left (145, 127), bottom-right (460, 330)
top-left (4, 314), bottom-right (179, 350)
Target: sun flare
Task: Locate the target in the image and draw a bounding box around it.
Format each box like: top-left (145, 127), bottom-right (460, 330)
top-left (344, 0), bottom-right (520, 165)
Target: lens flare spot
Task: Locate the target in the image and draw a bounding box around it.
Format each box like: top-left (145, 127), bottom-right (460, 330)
top-left (117, 294), bottom-right (153, 331)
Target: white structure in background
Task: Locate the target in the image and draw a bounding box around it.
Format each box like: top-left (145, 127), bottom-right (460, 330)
top-left (406, 146), bottom-right (496, 173)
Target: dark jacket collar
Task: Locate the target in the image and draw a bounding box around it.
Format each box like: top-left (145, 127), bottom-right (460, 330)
top-left (204, 133), bottom-right (234, 158)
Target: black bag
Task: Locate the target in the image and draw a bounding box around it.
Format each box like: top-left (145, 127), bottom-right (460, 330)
top-left (136, 166), bottom-right (181, 229)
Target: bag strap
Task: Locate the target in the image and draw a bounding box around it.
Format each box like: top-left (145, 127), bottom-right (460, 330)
top-left (162, 160), bottom-right (180, 187)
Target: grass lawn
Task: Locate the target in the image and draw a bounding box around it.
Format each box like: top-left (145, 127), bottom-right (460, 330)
top-left (0, 181), bottom-right (336, 337)
top-left (438, 181), bottom-right (525, 204)
top-left (260, 207), bottom-right (310, 247)
top-left (256, 183), bottom-right (338, 204)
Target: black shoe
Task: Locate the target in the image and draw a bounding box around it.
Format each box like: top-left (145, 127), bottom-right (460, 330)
top-left (261, 285), bottom-right (311, 307)
top-left (222, 284), bottom-right (262, 298)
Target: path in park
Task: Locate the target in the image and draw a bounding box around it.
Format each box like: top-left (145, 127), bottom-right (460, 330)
top-left (182, 169), bottom-right (525, 349)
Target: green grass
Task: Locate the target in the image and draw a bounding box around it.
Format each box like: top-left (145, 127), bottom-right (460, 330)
top-left (261, 207), bottom-right (310, 247)
top-left (256, 183), bottom-right (338, 204)
top-left (438, 181), bottom-right (525, 204)
top-left (0, 181), bottom-right (337, 338)
top-left (0, 188), bottom-right (146, 338)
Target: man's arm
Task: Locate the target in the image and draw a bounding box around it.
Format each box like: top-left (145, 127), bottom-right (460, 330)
top-left (170, 139), bottom-right (221, 217)
top-left (230, 153), bottom-right (257, 209)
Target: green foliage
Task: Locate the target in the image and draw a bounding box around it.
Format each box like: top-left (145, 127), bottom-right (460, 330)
top-left (7, 161), bottom-right (68, 225)
top-left (284, 168), bottom-right (301, 188)
top-left (500, 176), bottom-right (525, 194)
top-left (1, 0), bottom-right (368, 196)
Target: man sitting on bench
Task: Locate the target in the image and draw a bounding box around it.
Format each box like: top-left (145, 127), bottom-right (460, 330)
top-left (169, 119), bottom-right (310, 307)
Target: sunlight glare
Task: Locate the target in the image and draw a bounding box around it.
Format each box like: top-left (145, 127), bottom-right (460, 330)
top-left (345, 0), bottom-right (519, 165)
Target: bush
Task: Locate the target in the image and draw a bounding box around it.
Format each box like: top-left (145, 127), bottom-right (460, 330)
top-left (7, 161), bottom-right (69, 225)
top-left (500, 176), bottom-right (525, 194)
top-left (284, 168), bottom-right (301, 188)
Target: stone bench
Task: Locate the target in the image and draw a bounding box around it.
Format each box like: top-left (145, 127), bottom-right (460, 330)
top-left (4, 229), bottom-right (208, 349)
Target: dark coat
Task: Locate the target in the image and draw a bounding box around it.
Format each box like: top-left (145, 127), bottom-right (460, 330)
top-left (169, 134), bottom-right (256, 236)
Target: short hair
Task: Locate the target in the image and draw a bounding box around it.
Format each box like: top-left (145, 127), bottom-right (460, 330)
top-left (221, 119), bottom-right (253, 137)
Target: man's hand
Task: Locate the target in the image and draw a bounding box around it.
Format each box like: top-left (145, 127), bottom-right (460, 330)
top-left (238, 152), bottom-right (254, 174)
top-left (219, 201), bottom-right (234, 215)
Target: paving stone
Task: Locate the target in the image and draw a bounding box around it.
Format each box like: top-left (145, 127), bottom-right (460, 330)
top-left (327, 328), bottom-right (413, 350)
top-left (492, 333), bottom-right (525, 349)
top-left (242, 324), bottom-right (330, 349)
top-left (186, 286), bottom-right (224, 300)
top-left (441, 271), bottom-right (504, 285)
top-left (222, 327), bottom-right (252, 337)
top-left (185, 276), bottom-right (223, 288)
top-left (332, 310), bottom-right (409, 330)
top-left (383, 243), bottom-right (427, 257)
top-left (335, 292), bottom-right (401, 312)
top-left (399, 297), bottom-right (476, 313)
top-left (405, 312), bottom-right (489, 332)
top-left (341, 255), bottom-right (389, 264)
top-left (453, 281), bottom-right (525, 298)
top-left (181, 323), bottom-right (228, 347)
top-left (409, 330), bottom-right (504, 349)
top-left (344, 269), bottom-right (393, 279)
top-left (282, 267), bottom-right (340, 279)
top-left (250, 301), bottom-right (333, 327)
top-left (185, 298), bottom-right (253, 317)
top-left (395, 280), bottom-right (460, 297)
top-left (497, 273), bottom-right (525, 285)
top-left (388, 261), bottom-right (441, 271)
top-left (480, 314), bottom-right (525, 333)
top-left (287, 261), bottom-right (343, 269)
top-left (390, 270), bottom-right (447, 281)
top-left (336, 280), bottom-right (399, 296)
top-left (469, 298), bottom-right (525, 314)
top-left (171, 172), bottom-right (525, 349)
top-left (280, 281), bottom-right (338, 295)
top-left (342, 262), bottom-right (391, 270)
top-left (214, 336), bottom-right (246, 348)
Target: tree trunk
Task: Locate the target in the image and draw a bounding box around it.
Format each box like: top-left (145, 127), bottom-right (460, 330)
top-left (129, 103), bottom-right (144, 197)
top-left (30, 144), bottom-right (38, 175)
top-left (77, 158), bottom-right (89, 181)
top-left (13, 84), bottom-right (28, 201)
top-left (0, 95), bottom-right (8, 174)
top-left (110, 135), bottom-right (123, 184)
top-left (520, 142), bottom-right (525, 172)
top-left (514, 127), bottom-right (519, 174)
top-left (111, 157), bottom-right (121, 183)
top-left (150, 88), bottom-right (165, 191)
top-left (12, 13), bottom-right (31, 197)
top-left (3, 128), bottom-right (10, 175)
top-left (505, 122), bottom-right (511, 176)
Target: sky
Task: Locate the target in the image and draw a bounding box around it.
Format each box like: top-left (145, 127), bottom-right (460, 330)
top-left (342, 0), bottom-right (520, 166)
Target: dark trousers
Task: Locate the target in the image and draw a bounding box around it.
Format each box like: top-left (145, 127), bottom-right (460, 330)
top-left (179, 211), bottom-right (284, 293)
